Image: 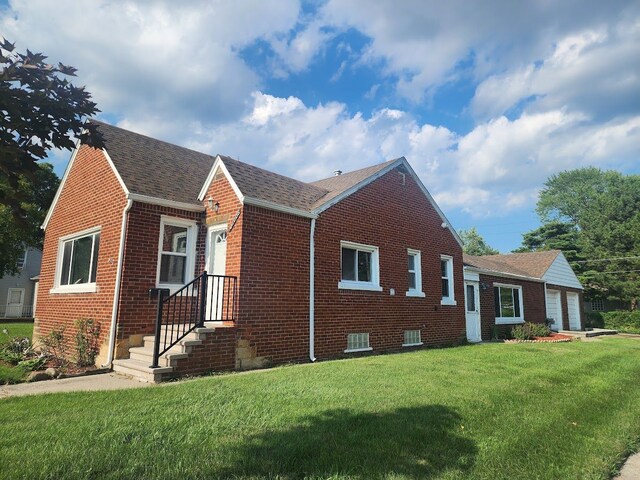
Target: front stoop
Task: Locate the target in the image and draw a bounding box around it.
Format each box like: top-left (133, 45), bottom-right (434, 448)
top-left (112, 323), bottom-right (232, 383)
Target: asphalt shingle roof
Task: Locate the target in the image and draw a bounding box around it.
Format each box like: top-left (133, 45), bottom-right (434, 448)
top-left (463, 250), bottom-right (561, 279)
top-left (90, 120), bottom-right (400, 211)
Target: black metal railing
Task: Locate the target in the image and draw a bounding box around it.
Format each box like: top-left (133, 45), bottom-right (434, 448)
top-left (150, 272), bottom-right (237, 368)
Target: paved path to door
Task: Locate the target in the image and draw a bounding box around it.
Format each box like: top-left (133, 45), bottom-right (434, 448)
top-left (0, 372), bottom-right (152, 399)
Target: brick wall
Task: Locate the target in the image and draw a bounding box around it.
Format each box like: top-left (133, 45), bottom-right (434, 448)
top-left (34, 146), bottom-right (127, 365)
top-left (477, 274), bottom-right (546, 340)
top-left (115, 169), bottom-right (243, 357)
top-left (170, 326), bottom-right (237, 377)
top-left (236, 205), bottom-right (312, 366)
top-left (313, 167), bottom-right (465, 358)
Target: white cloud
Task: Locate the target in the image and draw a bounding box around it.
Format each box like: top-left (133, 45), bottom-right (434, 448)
top-left (191, 92), bottom-right (640, 218)
top-left (1, 0), bottom-right (301, 142)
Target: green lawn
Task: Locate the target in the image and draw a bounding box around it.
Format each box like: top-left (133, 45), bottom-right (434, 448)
top-left (0, 322), bottom-right (34, 345)
top-left (1, 338), bottom-right (640, 479)
top-left (0, 322), bottom-right (34, 384)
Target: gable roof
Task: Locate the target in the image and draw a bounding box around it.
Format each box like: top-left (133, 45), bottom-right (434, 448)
top-left (57, 121), bottom-right (461, 245)
top-left (464, 251), bottom-right (561, 279)
top-left (463, 250), bottom-right (585, 290)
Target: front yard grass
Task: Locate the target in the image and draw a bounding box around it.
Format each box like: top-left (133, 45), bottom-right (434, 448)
top-left (1, 338), bottom-right (640, 479)
top-left (0, 322), bottom-right (34, 384)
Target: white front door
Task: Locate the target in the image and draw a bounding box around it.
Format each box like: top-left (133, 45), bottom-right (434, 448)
top-left (566, 292), bottom-right (581, 330)
top-left (6, 288), bottom-right (24, 318)
top-left (205, 227), bottom-right (227, 321)
top-left (546, 289), bottom-right (563, 331)
top-left (465, 281), bottom-right (482, 342)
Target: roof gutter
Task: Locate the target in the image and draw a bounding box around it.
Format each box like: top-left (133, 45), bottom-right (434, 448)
top-left (309, 217), bottom-right (316, 362)
top-left (103, 198), bottom-right (133, 368)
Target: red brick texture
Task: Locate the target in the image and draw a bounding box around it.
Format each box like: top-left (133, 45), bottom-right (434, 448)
top-left (34, 146), bottom-right (127, 364)
top-left (170, 326), bottom-right (237, 376)
top-left (476, 274), bottom-right (546, 340)
top-left (313, 167), bottom-right (465, 358)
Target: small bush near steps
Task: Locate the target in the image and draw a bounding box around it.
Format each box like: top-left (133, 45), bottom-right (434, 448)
top-left (511, 322), bottom-right (552, 341)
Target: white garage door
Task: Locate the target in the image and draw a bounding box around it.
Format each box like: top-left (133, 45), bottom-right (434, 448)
top-left (546, 289), bottom-right (563, 331)
top-left (566, 292), bottom-right (581, 330)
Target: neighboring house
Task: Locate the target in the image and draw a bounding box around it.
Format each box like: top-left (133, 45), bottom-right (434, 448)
top-left (583, 297), bottom-right (629, 314)
top-left (35, 120), bottom-right (466, 381)
top-left (463, 251), bottom-right (584, 340)
top-left (0, 247), bottom-right (42, 319)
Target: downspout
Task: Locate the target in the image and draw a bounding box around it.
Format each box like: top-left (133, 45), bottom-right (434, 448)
top-left (103, 198), bottom-right (133, 367)
top-left (309, 217), bottom-right (316, 362)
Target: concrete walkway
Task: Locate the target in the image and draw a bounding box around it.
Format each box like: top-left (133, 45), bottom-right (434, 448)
top-left (0, 372), bottom-right (152, 398)
top-left (617, 451), bottom-right (640, 479)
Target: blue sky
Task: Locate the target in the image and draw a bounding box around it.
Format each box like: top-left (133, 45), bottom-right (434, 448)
top-left (2, 0), bottom-right (639, 252)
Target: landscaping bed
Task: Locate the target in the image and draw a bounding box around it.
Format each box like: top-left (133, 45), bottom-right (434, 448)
top-left (505, 332), bottom-right (573, 343)
top-left (1, 338), bottom-right (639, 479)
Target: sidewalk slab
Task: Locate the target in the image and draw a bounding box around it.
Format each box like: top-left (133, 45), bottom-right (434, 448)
top-left (0, 372), bottom-right (152, 398)
top-left (617, 451), bottom-right (640, 479)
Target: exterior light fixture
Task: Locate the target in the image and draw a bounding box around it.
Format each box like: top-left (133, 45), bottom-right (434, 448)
top-left (207, 196), bottom-right (219, 212)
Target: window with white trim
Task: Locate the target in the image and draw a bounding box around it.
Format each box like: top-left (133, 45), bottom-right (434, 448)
top-left (52, 228), bottom-right (100, 293)
top-left (440, 255), bottom-right (456, 305)
top-left (345, 333), bottom-right (371, 352)
top-left (403, 330), bottom-right (422, 346)
top-left (406, 249), bottom-right (425, 297)
top-left (494, 284), bottom-right (524, 324)
top-left (591, 299), bottom-right (604, 311)
top-left (339, 241), bottom-right (381, 291)
top-left (157, 217), bottom-right (197, 288)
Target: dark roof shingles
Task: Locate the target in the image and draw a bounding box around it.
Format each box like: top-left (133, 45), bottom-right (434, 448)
top-left (463, 250), bottom-right (561, 279)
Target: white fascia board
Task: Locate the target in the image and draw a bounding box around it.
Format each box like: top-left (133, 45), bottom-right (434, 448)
top-left (102, 148), bottom-right (130, 195)
top-left (41, 139), bottom-right (82, 231)
top-left (313, 158), bottom-right (404, 215)
top-left (243, 196), bottom-right (318, 219)
top-left (197, 155), bottom-right (244, 202)
top-left (400, 159), bottom-right (463, 247)
top-left (463, 265), bottom-right (544, 283)
top-left (127, 193), bottom-right (206, 212)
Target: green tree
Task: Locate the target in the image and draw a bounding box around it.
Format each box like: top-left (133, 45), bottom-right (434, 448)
top-left (521, 168), bottom-right (640, 309)
top-left (0, 162), bottom-right (59, 275)
top-left (459, 227), bottom-right (500, 256)
top-left (0, 38), bottom-right (101, 223)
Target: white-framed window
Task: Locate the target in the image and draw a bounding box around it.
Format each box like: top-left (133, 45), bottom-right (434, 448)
top-left (591, 299), bottom-right (604, 311)
top-left (345, 333), bottom-right (372, 353)
top-left (403, 330), bottom-right (422, 347)
top-left (440, 255), bottom-right (456, 305)
top-left (156, 216), bottom-right (197, 290)
top-left (51, 227), bottom-right (101, 294)
top-left (494, 283), bottom-right (524, 324)
top-left (406, 249), bottom-right (425, 297)
top-left (338, 241), bottom-right (382, 291)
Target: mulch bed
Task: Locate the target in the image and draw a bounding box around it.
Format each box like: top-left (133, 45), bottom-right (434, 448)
top-left (505, 333), bottom-right (573, 344)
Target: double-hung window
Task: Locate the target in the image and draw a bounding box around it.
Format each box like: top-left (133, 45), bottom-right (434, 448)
top-left (339, 241), bottom-right (381, 291)
top-left (494, 283), bottom-right (524, 324)
top-left (157, 217), bottom-right (197, 290)
top-left (440, 255), bottom-right (456, 305)
top-left (406, 249), bottom-right (425, 297)
top-left (52, 227), bottom-right (100, 293)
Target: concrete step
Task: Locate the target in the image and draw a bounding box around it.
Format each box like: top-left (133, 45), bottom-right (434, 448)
top-left (128, 346), bottom-right (189, 366)
top-left (112, 358), bottom-right (174, 383)
top-left (143, 336), bottom-right (203, 349)
top-left (560, 328), bottom-right (618, 338)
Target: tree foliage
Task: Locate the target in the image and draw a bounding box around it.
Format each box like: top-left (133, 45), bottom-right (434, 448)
top-left (519, 168), bottom-right (640, 308)
top-left (0, 162), bottom-right (59, 275)
top-left (459, 228), bottom-right (499, 256)
top-left (0, 38), bottom-right (101, 222)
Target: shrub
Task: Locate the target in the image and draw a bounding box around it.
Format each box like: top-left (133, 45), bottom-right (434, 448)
top-left (602, 310), bottom-right (640, 334)
top-left (585, 312), bottom-right (604, 329)
top-left (74, 319), bottom-right (101, 367)
top-left (40, 327), bottom-right (67, 365)
top-left (0, 337), bottom-right (34, 365)
top-left (511, 322), bottom-right (551, 340)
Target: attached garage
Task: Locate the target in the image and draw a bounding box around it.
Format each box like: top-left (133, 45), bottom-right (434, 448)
top-left (546, 289), bottom-right (563, 331)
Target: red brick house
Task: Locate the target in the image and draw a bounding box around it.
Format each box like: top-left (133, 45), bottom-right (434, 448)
top-left (35, 120), bottom-right (469, 381)
top-left (462, 251), bottom-right (584, 341)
